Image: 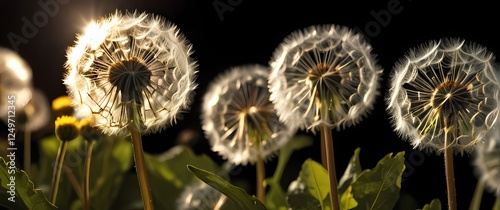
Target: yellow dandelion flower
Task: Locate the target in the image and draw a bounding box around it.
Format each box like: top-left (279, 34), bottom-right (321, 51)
top-left (55, 115), bottom-right (80, 142)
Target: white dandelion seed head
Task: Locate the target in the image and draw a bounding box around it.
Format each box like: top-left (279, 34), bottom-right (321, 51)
top-left (176, 181), bottom-right (227, 210)
top-left (473, 124), bottom-right (500, 196)
top-left (268, 24), bottom-right (383, 132)
top-left (386, 38), bottom-right (500, 154)
top-left (202, 64), bottom-right (298, 166)
top-left (63, 10), bottom-right (198, 136)
top-left (0, 47), bottom-right (33, 119)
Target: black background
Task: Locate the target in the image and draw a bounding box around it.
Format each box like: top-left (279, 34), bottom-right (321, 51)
top-left (1, 0), bottom-right (499, 209)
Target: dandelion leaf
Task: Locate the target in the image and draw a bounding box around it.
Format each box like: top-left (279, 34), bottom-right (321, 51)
top-left (338, 147), bottom-right (362, 195)
top-left (421, 198), bottom-right (441, 210)
top-left (145, 145), bottom-right (221, 209)
top-left (266, 135), bottom-right (313, 210)
top-left (342, 151), bottom-right (405, 210)
top-left (286, 158), bottom-right (329, 210)
top-left (187, 164), bottom-right (267, 210)
top-left (0, 157), bottom-right (57, 210)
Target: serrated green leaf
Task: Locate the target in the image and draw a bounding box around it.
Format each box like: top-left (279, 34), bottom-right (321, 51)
top-left (421, 198), bottom-right (441, 210)
top-left (286, 158), bottom-right (329, 210)
top-left (0, 156), bottom-right (57, 210)
top-left (266, 135), bottom-right (313, 210)
top-left (345, 151), bottom-right (405, 210)
top-left (187, 164), bottom-right (267, 210)
top-left (108, 172), bottom-right (145, 210)
top-left (338, 147), bottom-right (362, 195)
top-left (340, 185), bottom-right (357, 209)
top-left (145, 145), bottom-right (221, 209)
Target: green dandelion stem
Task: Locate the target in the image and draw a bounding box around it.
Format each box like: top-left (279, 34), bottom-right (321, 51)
top-left (320, 125), bottom-right (340, 210)
top-left (131, 129), bottom-right (154, 210)
top-left (63, 164), bottom-right (84, 204)
top-left (256, 152), bottom-right (266, 204)
top-left (130, 103), bottom-right (154, 210)
top-left (50, 140), bottom-right (68, 204)
top-left (84, 140), bottom-right (96, 210)
top-left (320, 135), bottom-right (327, 169)
top-left (444, 125), bottom-right (457, 210)
top-left (24, 126), bottom-right (31, 176)
top-left (469, 179), bottom-right (485, 210)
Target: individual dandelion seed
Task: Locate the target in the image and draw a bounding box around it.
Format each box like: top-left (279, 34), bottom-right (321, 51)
top-left (64, 10), bottom-right (198, 136)
top-left (268, 24), bottom-right (382, 131)
top-left (63, 10), bottom-right (197, 210)
top-left (268, 24), bottom-right (382, 210)
top-left (202, 64), bottom-right (297, 166)
top-left (0, 46), bottom-right (33, 119)
top-left (386, 38), bottom-right (500, 210)
top-left (386, 38), bottom-right (500, 154)
top-left (176, 181), bottom-right (228, 210)
top-left (202, 64), bottom-right (297, 203)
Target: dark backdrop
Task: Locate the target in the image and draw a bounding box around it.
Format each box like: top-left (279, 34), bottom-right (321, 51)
top-left (1, 0), bottom-right (498, 208)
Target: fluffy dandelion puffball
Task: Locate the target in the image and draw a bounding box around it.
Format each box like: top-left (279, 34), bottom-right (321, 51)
top-left (386, 38), bottom-right (500, 154)
top-left (474, 125), bottom-right (500, 195)
top-left (0, 47), bottom-right (33, 119)
top-left (64, 10), bottom-right (197, 136)
top-left (202, 65), bottom-right (297, 165)
top-left (268, 24), bottom-right (382, 131)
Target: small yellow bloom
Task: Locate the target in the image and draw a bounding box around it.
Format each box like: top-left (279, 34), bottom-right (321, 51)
top-left (52, 95), bottom-right (74, 117)
top-left (79, 119), bottom-right (102, 142)
top-left (55, 115), bottom-right (80, 142)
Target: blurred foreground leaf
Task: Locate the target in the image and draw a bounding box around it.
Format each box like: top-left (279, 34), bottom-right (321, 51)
top-left (187, 164), bottom-right (267, 210)
top-left (0, 156), bottom-right (57, 210)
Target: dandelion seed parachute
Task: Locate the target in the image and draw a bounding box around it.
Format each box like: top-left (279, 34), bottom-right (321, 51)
top-left (268, 24), bottom-right (383, 132)
top-left (63, 10), bottom-right (197, 136)
top-left (202, 64), bottom-right (297, 166)
top-left (386, 38), bottom-right (500, 154)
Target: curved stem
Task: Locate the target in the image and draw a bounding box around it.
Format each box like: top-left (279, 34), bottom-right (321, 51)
top-left (63, 164), bottom-right (84, 204)
top-left (24, 127), bottom-right (31, 176)
top-left (469, 179), bottom-right (485, 210)
top-left (50, 140), bottom-right (68, 204)
top-left (444, 124), bottom-right (457, 210)
top-left (130, 129), bottom-right (154, 210)
top-left (320, 125), bottom-right (340, 210)
top-left (84, 140), bottom-right (95, 210)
